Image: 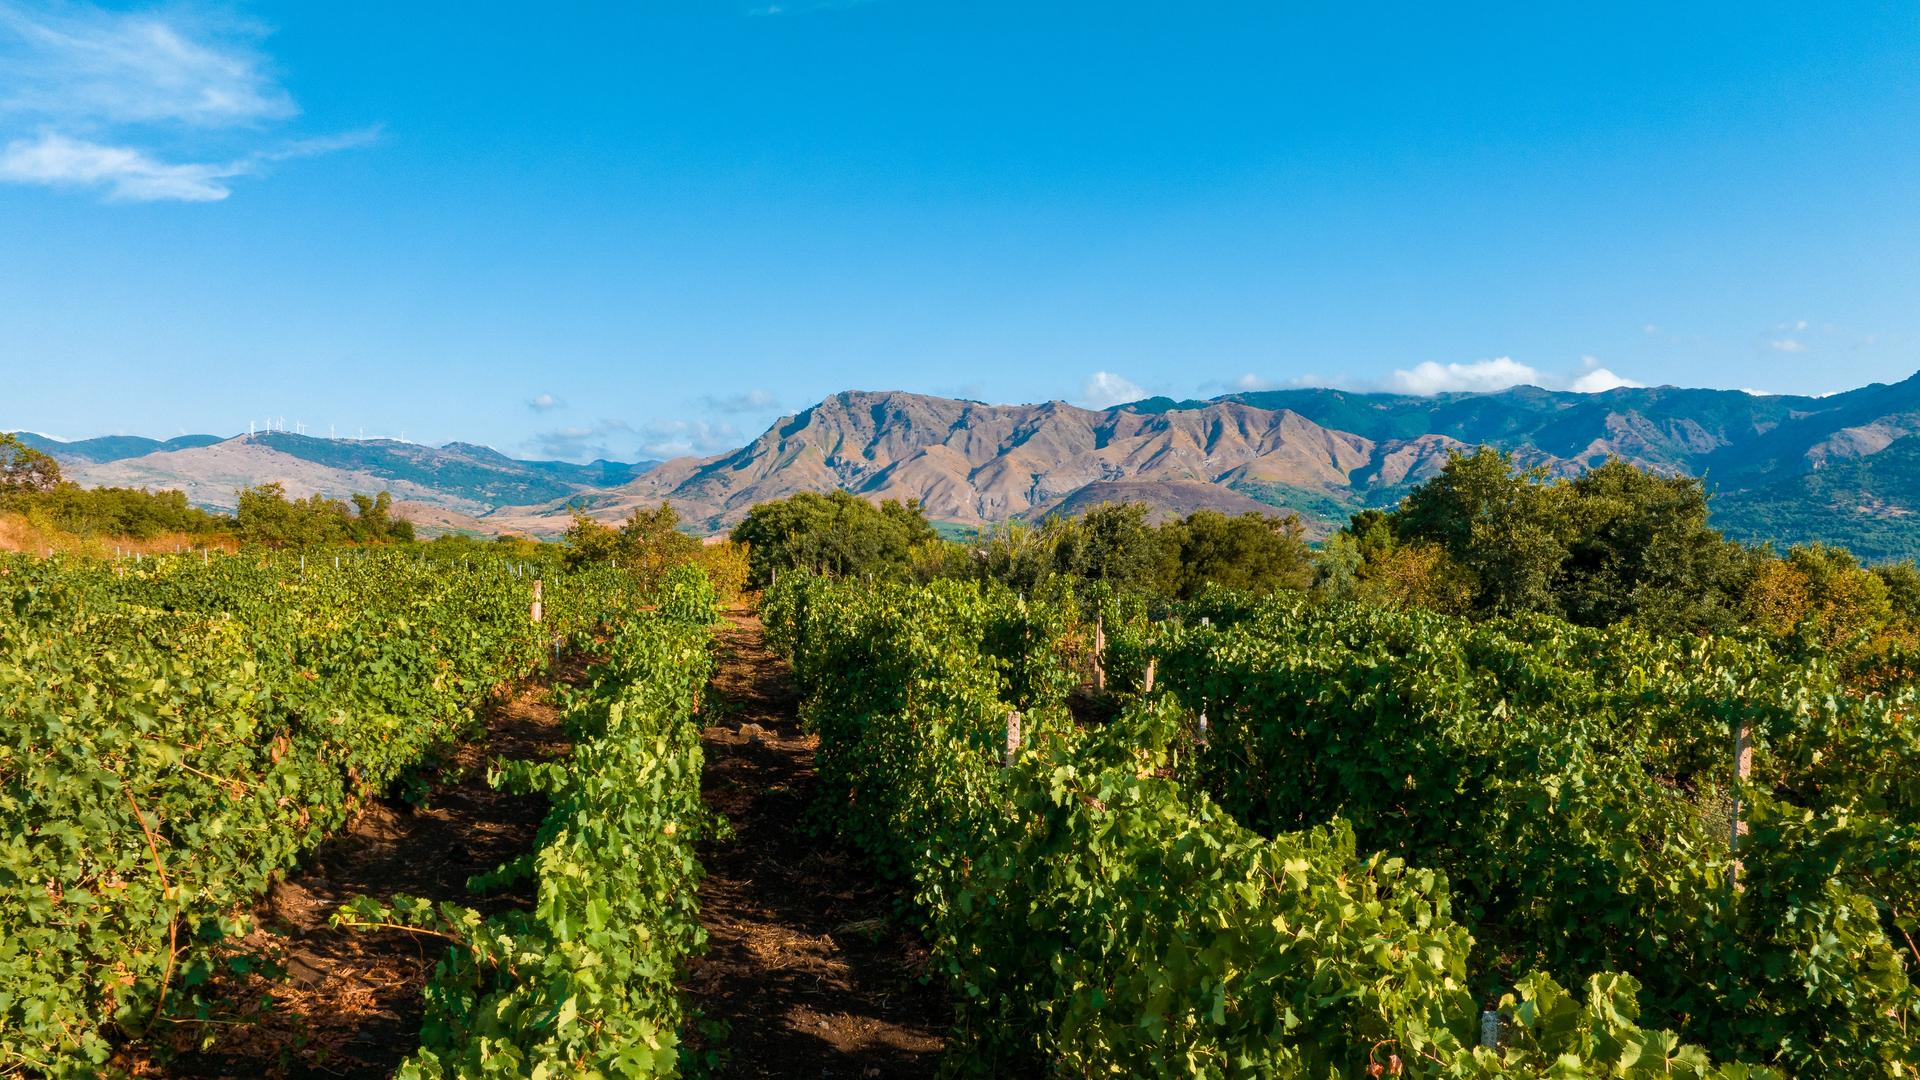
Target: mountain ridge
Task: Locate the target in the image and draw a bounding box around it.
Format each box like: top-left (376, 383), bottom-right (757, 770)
top-left (15, 371), bottom-right (1920, 557)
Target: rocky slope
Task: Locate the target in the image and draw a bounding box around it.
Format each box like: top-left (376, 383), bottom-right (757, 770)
top-left (20, 371), bottom-right (1920, 556)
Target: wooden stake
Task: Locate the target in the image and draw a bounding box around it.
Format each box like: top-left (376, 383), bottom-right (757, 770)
top-left (1730, 722), bottom-right (1752, 888)
top-left (1142, 657), bottom-right (1157, 694)
top-left (531, 579), bottom-right (544, 624)
top-left (1092, 616), bottom-right (1106, 693)
top-left (1004, 710), bottom-right (1023, 767)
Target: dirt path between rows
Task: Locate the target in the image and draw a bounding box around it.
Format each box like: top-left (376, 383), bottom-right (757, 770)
top-left (685, 609), bottom-right (948, 1078)
top-left (128, 660), bottom-right (589, 1079)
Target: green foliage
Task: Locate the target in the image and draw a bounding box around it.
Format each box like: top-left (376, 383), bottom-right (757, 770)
top-left (1046, 503), bottom-right (1175, 595)
top-left (1393, 448), bottom-right (1571, 616)
top-left (1366, 451), bottom-right (1759, 634)
top-left (729, 489), bottom-right (939, 588)
top-left (6, 484), bottom-right (229, 540)
top-left (233, 483), bottom-right (414, 547)
top-left (1557, 459), bottom-right (1752, 633)
top-left (0, 433), bottom-right (61, 495)
top-left (0, 549), bottom-right (620, 1075)
top-left (562, 501), bottom-right (698, 576)
top-left (1152, 594), bottom-right (1919, 1072)
top-left (763, 575), bottom-right (1755, 1077)
top-left (349, 572), bottom-right (717, 1078)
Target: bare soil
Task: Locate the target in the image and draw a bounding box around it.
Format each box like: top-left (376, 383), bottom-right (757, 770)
top-left (125, 660), bottom-right (589, 1079)
top-left (684, 610), bottom-right (949, 1079)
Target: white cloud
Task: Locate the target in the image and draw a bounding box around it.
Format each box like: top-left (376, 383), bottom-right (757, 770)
top-left (0, 126), bottom-right (377, 201)
top-left (1231, 373), bottom-right (1276, 392)
top-left (1569, 367), bottom-right (1643, 393)
top-left (697, 388), bottom-right (779, 414)
top-left (1351, 355), bottom-right (1648, 397)
top-left (1641, 323), bottom-right (1661, 335)
top-left (0, 131), bottom-right (231, 199)
top-left (0, 1), bottom-right (293, 126)
top-left (1078, 371), bottom-right (1147, 409)
top-left (1768, 338), bottom-right (1807, 353)
top-left (529, 420), bottom-right (634, 462)
top-left (527, 393), bottom-right (563, 412)
top-left (0, 2), bottom-right (373, 202)
top-left (638, 417), bottom-right (741, 459)
top-left (1388, 357), bottom-right (1543, 395)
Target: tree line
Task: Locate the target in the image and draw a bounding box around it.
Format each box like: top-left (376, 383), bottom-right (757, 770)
top-left (1, 433), bottom-right (412, 547)
top-left (719, 450), bottom-right (1920, 655)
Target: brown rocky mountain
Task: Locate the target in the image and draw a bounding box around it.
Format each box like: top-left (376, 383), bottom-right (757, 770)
top-left (488, 390), bottom-right (1471, 535)
top-left (24, 371), bottom-right (1920, 557)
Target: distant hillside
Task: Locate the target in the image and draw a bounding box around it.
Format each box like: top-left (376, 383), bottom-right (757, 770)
top-left (16, 432), bottom-right (224, 464)
top-left (487, 391), bottom-right (1458, 535)
top-left (18, 431), bottom-right (655, 525)
top-left (21, 370), bottom-right (1920, 557)
top-left (496, 374), bottom-right (1920, 556)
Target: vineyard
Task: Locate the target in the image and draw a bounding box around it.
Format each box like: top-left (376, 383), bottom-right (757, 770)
top-left (3, 549), bottom-right (1916, 1076)
top-left (763, 575), bottom-right (1919, 1077)
top-left (0, 549), bottom-right (716, 1076)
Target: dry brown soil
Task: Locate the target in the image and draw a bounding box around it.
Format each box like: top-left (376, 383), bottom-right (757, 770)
top-left (124, 662), bottom-right (586, 1078)
top-left (683, 610), bottom-right (949, 1079)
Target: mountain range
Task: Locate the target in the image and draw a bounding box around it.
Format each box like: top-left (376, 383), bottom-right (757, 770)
top-left (15, 370), bottom-right (1920, 559)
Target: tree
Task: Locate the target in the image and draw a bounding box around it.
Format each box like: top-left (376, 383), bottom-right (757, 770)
top-left (1049, 503), bottom-right (1175, 596)
top-left (348, 491), bottom-right (413, 543)
top-left (235, 484), bottom-right (406, 548)
top-left (0, 434), bottom-right (61, 495)
top-left (618, 501), bottom-right (700, 583)
top-left (730, 490), bottom-right (940, 587)
top-left (1745, 543), bottom-right (1894, 648)
top-left (1393, 448), bottom-right (1569, 616)
top-left (1554, 459), bottom-right (1751, 633)
top-left (1162, 510), bottom-right (1313, 599)
top-left (561, 506), bottom-right (623, 568)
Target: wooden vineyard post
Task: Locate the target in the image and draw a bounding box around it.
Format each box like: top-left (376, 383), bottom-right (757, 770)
top-left (1092, 616), bottom-right (1106, 693)
top-left (531, 579), bottom-right (544, 625)
top-left (1730, 721), bottom-right (1752, 888)
top-left (1004, 710), bottom-right (1022, 766)
top-left (1194, 710), bottom-right (1209, 747)
top-left (1142, 657), bottom-right (1157, 694)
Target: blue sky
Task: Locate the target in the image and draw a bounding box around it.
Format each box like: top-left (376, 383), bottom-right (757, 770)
top-left (2, 1), bottom-right (1917, 462)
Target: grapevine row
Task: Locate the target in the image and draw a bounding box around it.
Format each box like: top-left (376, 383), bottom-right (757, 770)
top-left (0, 551), bottom-right (633, 1074)
top-left (350, 565), bottom-right (721, 1077)
top-left (763, 575), bottom-right (1749, 1077)
top-left (1133, 593), bottom-right (1918, 1073)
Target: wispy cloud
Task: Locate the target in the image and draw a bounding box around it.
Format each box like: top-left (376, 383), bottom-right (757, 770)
top-left (1276, 355), bottom-right (1643, 397)
top-left (638, 417), bottom-right (741, 459)
top-left (0, 1), bottom-right (374, 202)
top-left (1767, 338), bottom-right (1807, 353)
top-left (0, 125), bottom-right (377, 201)
top-left (526, 392), bottom-right (564, 412)
top-left (0, 1), bottom-right (291, 126)
top-left (697, 388), bottom-right (779, 414)
top-left (1388, 357), bottom-right (1543, 395)
top-left (1077, 371), bottom-right (1148, 410)
top-left (529, 419), bottom-right (634, 462)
